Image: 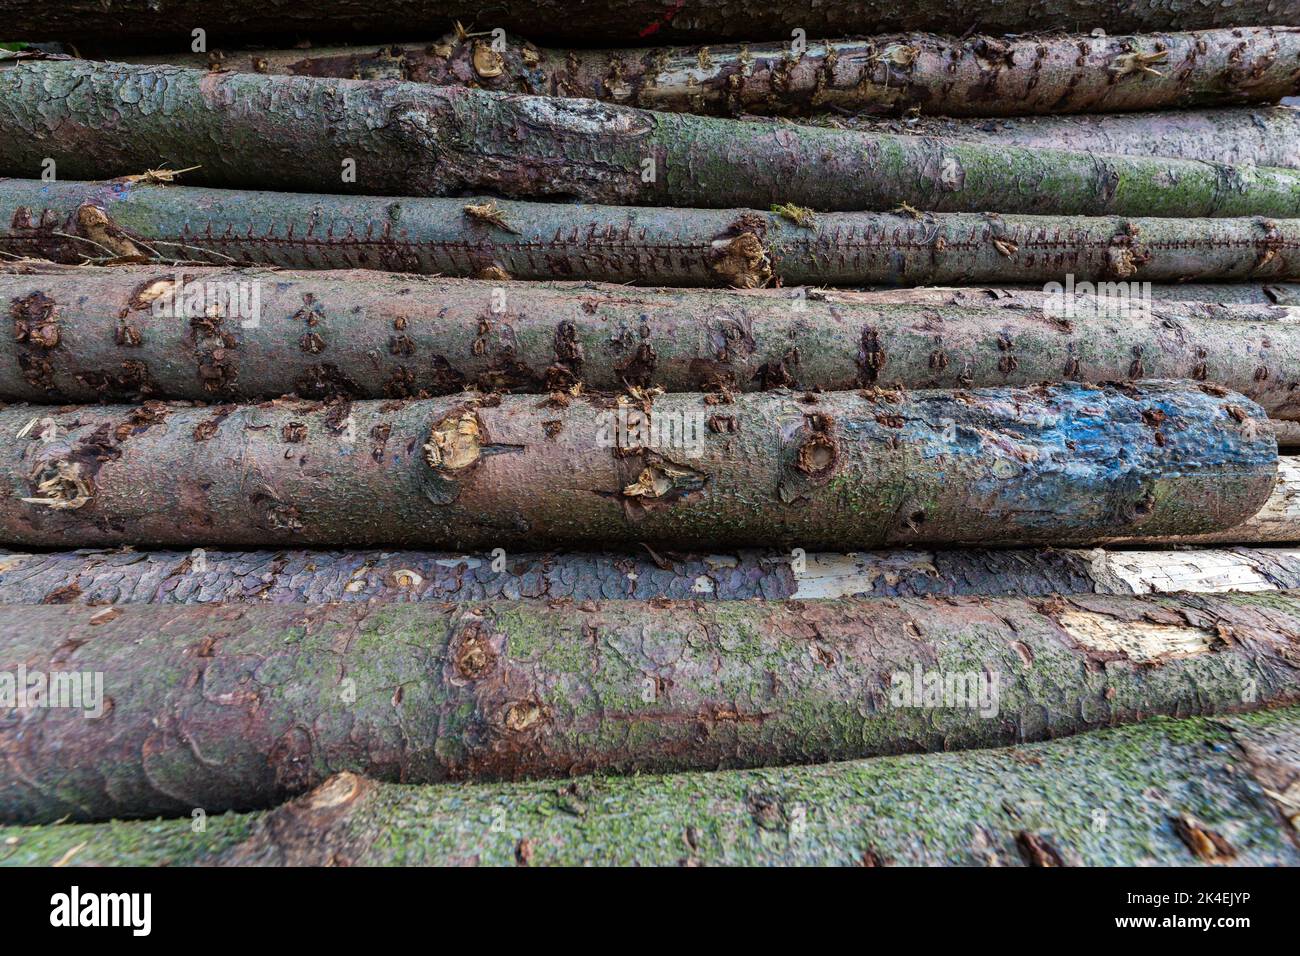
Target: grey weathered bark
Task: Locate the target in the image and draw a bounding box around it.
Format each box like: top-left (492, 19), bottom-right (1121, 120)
top-left (0, 383), bottom-right (1276, 550)
top-left (4, 59), bottom-right (1300, 217)
top-left (3, 180), bottom-right (1297, 288)
top-left (109, 27), bottom-right (1300, 118)
top-left (809, 106), bottom-right (1300, 170)
top-left (2, 0), bottom-right (1296, 45)
top-left (4, 546), bottom-right (1300, 606)
top-left (1135, 457), bottom-right (1300, 546)
top-left (7, 265), bottom-right (1300, 412)
top-left (0, 592), bottom-right (1297, 822)
top-left (3, 709), bottom-right (1298, 866)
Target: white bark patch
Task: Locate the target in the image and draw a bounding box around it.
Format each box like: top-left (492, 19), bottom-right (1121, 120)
top-left (1058, 610), bottom-right (1215, 662)
top-left (1094, 549), bottom-right (1293, 593)
top-left (791, 551), bottom-right (937, 599)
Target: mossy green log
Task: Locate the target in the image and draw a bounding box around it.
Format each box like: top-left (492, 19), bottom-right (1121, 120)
top-left (3, 60), bottom-right (1300, 217)
top-left (3, 709), bottom-right (1297, 866)
top-left (2, 590), bottom-right (1299, 822)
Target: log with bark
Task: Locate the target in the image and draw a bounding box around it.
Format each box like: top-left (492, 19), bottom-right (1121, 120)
top-left (4, 180), bottom-right (1298, 288)
top-left (7, 265), bottom-right (1300, 410)
top-left (815, 106), bottom-right (1300, 170)
top-left (108, 26), bottom-right (1300, 118)
top-left (1, 592), bottom-right (1297, 822)
top-left (2, 0), bottom-right (1295, 46)
top-left (4, 60), bottom-right (1300, 217)
top-left (4, 709), bottom-right (1298, 866)
top-left (5, 546), bottom-right (1300, 606)
top-left (0, 383), bottom-right (1276, 550)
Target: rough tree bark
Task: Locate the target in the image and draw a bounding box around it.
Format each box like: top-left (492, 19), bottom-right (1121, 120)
top-left (814, 106), bottom-right (1300, 169)
top-left (3, 709), bottom-right (1298, 866)
top-left (1, 592), bottom-right (1297, 822)
top-left (112, 27), bottom-right (1300, 118)
top-left (0, 384), bottom-right (1276, 550)
top-left (4, 60), bottom-right (1300, 217)
top-left (6, 265), bottom-right (1300, 411)
top-left (4, 546), bottom-right (1300, 605)
top-left (3, 0), bottom-right (1296, 45)
top-left (4, 180), bottom-right (1297, 288)
top-left (1135, 457), bottom-right (1300, 546)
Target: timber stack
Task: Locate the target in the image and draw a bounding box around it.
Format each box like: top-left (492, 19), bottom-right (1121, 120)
top-left (0, 2), bottom-right (1298, 870)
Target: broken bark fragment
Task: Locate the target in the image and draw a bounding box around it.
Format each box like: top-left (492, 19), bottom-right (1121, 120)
top-left (120, 27), bottom-right (1300, 119)
top-left (4, 60), bottom-right (1300, 217)
top-left (5, 546), bottom-right (1300, 605)
top-left (1, 593), bottom-right (1298, 822)
top-left (4, 181), bottom-right (1298, 288)
top-left (0, 383), bottom-right (1276, 550)
top-left (10, 266), bottom-right (1300, 410)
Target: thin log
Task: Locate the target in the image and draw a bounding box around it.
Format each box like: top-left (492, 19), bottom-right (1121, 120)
top-left (4, 59), bottom-right (1300, 217)
top-left (2, 180), bottom-right (1297, 288)
top-left (108, 27), bottom-right (1300, 118)
top-left (810, 106), bottom-right (1300, 170)
top-left (1, 592), bottom-right (1297, 822)
top-left (2, 0), bottom-right (1294, 45)
top-left (0, 383), bottom-right (1275, 550)
top-left (5, 546), bottom-right (1300, 605)
top-left (5, 265), bottom-right (1300, 410)
top-left (3, 710), bottom-right (1298, 865)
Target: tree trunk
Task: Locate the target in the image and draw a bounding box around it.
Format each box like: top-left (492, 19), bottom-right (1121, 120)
top-left (812, 106), bottom-right (1300, 170)
top-left (1, 592), bottom-right (1297, 822)
top-left (4, 709), bottom-right (1298, 866)
top-left (0, 384), bottom-right (1275, 551)
top-left (6, 265), bottom-right (1300, 412)
top-left (4, 0), bottom-right (1296, 46)
top-left (4, 60), bottom-right (1300, 218)
top-left (107, 27), bottom-right (1300, 119)
top-left (5, 546), bottom-right (1300, 606)
top-left (4, 180), bottom-right (1297, 288)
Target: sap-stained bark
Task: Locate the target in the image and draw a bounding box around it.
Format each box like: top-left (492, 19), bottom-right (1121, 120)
top-left (0, 383), bottom-right (1276, 550)
top-left (1, 593), bottom-right (1298, 823)
top-left (4, 709), bottom-right (1299, 866)
top-left (7, 265), bottom-right (1300, 410)
top-left (2, 0), bottom-right (1295, 45)
top-left (4, 60), bottom-right (1300, 217)
top-left (122, 27), bottom-right (1300, 118)
top-left (821, 107), bottom-right (1300, 170)
top-left (4, 180), bottom-right (1298, 288)
top-left (6, 546), bottom-right (1300, 606)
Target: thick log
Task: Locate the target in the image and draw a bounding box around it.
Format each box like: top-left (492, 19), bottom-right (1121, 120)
top-left (815, 107), bottom-right (1300, 170)
top-left (5, 265), bottom-right (1300, 411)
top-left (1, 592), bottom-right (1297, 822)
top-left (110, 27), bottom-right (1300, 118)
top-left (3, 180), bottom-right (1297, 288)
top-left (5, 546), bottom-right (1300, 606)
top-left (0, 383), bottom-right (1276, 550)
top-left (3, 709), bottom-right (1298, 866)
top-left (2, 0), bottom-right (1295, 46)
top-left (4, 60), bottom-right (1300, 218)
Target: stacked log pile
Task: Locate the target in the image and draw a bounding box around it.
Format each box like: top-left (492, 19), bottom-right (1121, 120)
top-left (1, 2), bottom-right (1299, 867)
